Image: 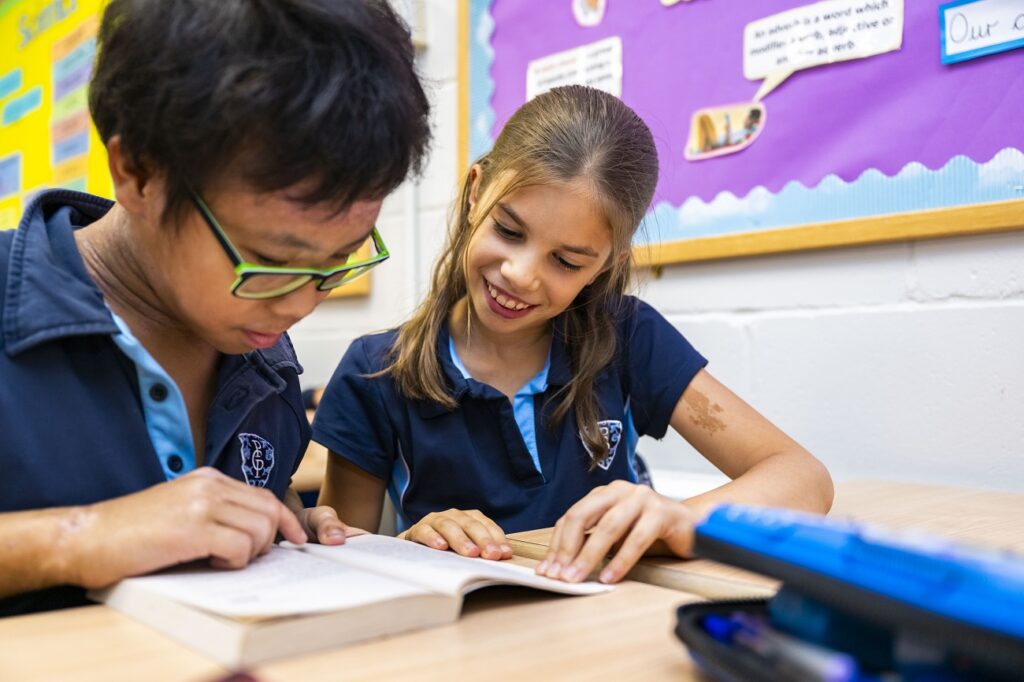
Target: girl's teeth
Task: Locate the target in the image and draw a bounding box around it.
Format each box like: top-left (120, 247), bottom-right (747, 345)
top-left (487, 282), bottom-right (530, 311)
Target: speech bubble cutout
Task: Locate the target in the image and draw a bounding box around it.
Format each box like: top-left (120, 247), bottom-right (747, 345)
top-left (684, 102), bottom-right (767, 162)
top-left (745, 0), bottom-right (904, 100)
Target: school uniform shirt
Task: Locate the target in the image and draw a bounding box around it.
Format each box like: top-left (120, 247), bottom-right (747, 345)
top-left (312, 296), bottom-right (708, 534)
top-left (0, 190), bottom-right (309, 616)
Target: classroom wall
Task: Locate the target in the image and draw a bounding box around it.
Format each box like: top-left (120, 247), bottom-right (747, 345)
top-left (289, 0), bottom-right (1024, 494)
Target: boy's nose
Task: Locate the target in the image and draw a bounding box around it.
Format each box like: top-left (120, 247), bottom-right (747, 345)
top-left (269, 281), bottom-right (331, 324)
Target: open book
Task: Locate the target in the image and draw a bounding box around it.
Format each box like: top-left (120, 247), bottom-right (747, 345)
top-left (90, 534), bottom-right (610, 667)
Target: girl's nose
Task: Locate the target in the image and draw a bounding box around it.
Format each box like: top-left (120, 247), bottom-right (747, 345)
top-left (500, 253), bottom-right (540, 292)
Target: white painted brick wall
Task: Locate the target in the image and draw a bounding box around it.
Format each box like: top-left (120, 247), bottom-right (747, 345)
top-left (290, 0), bottom-right (1024, 493)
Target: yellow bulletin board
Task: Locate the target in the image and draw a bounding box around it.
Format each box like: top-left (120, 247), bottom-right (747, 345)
top-left (0, 0), bottom-right (370, 297)
top-left (0, 0), bottom-right (111, 230)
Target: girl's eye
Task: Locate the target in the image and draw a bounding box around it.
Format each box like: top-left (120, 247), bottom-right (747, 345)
top-left (555, 255), bottom-right (583, 272)
top-left (493, 222), bottom-right (521, 240)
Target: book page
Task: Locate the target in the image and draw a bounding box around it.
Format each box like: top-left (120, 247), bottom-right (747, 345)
top-left (295, 535), bottom-right (611, 597)
top-left (114, 546), bottom-right (433, 619)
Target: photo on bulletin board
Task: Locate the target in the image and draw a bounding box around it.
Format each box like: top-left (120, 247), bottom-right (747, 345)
top-left (0, 0), bottom-right (370, 298)
top-left (458, 0), bottom-right (1024, 265)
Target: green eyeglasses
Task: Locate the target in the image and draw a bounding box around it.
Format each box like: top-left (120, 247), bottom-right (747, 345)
top-left (191, 191), bottom-right (390, 300)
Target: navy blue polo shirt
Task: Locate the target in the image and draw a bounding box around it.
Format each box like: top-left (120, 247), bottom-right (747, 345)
top-left (0, 190), bottom-right (310, 615)
top-left (312, 296), bottom-right (707, 534)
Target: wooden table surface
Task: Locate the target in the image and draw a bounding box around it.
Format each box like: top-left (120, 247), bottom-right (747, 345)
top-left (2, 479), bottom-right (1022, 681)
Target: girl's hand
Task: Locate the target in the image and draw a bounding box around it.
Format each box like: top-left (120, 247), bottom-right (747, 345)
top-left (537, 481), bottom-right (699, 584)
top-left (297, 505), bottom-right (368, 545)
top-left (399, 509), bottom-right (512, 560)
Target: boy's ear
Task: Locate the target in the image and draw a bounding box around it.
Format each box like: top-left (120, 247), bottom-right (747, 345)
top-left (106, 135), bottom-right (158, 215)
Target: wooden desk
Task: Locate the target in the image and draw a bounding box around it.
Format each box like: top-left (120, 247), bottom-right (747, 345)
top-left (3, 480), bottom-right (1022, 681)
top-left (508, 479), bottom-right (1024, 598)
top-left (0, 579), bottom-right (701, 682)
top-left (828, 479), bottom-right (1024, 553)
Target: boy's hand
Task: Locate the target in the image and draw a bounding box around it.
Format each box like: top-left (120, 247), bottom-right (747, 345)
top-left (400, 509), bottom-right (512, 560)
top-left (537, 481), bottom-right (698, 584)
top-left (67, 467), bottom-right (308, 588)
top-left (297, 505), bottom-right (368, 545)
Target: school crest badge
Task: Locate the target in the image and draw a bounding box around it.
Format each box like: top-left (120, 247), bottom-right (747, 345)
top-left (581, 419), bottom-right (623, 471)
top-left (238, 433), bottom-right (275, 488)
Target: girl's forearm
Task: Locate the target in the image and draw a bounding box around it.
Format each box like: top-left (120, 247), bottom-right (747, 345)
top-left (681, 450), bottom-right (834, 521)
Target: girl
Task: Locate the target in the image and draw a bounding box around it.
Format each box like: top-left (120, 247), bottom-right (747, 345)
top-left (313, 85), bottom-right (832, 584)
top-left (0, 0), bottom-right (429, 615)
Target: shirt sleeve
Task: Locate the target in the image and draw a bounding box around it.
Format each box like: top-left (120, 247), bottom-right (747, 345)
top-left (621, 299), bottom-right (708, 439)
top-left (311, 337), bottom-right (396, 481)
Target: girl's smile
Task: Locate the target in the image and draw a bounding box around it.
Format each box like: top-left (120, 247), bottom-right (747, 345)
top-left (483, 277), bottom-right (537, 319)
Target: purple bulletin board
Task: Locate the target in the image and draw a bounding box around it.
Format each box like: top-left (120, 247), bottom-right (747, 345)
top-left (462, 0), bottom-right (1024, 264)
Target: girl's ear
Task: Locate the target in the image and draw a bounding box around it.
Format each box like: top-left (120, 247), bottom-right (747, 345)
top-left (467, 163), bottom-right (483, 214)
top-left (591, 250), bottom-right (629, 284)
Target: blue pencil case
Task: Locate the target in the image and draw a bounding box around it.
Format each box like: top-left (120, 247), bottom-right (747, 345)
top-left (674, 505), bottom-right (1024, 681)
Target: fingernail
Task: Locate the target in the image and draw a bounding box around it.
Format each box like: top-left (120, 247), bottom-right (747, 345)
top-left (600, 568), bottom-right (615, 584)
top-left (433, 538), bottom-right (446, 548)
top-left (547, 562), bottom-right (561, 577)
top-left (326, 528), bottom-right (344, 539)
top-left (485, 544), bottom-right (499, 557)
top-left (537, 561), bottom-right (549, 573)
top-left (500, 544), bottom-right (512, 554)
top-left (561, 565), bottom-right (578, 581)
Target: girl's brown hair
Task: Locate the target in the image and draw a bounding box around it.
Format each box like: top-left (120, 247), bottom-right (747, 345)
top-left (384, 85), bottom-right (658, 465)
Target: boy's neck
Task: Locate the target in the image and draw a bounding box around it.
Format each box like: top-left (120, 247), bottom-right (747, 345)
top-left (74, 205), bottom-right (220, 375)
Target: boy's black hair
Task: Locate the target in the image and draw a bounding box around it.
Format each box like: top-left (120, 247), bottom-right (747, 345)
top-left (89, 0), bottom-right (431, 222)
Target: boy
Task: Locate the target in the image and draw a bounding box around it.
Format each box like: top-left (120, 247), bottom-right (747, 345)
top-left (0, 0), bottom-right (430, 615)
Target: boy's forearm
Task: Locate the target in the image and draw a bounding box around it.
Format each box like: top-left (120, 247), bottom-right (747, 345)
top-left (0, 506), bottom-right (93, 599)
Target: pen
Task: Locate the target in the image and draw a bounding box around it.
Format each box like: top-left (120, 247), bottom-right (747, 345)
top-left (703, 613), bottom-right (861, 682)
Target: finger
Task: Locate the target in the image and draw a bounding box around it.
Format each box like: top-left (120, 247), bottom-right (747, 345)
top-left (542, 488), bottom-right (623, 578)
top-left (433, 517), bottom-right (480, 557)
top-left (406, 523), bottom-right (449, 550)
top-left (599, 512), bottom-right (664, 584)
top-left (275, 501), bottom-right (308, 545)
top-left (212, 502), bottom-right (277, 559)
top-left (559, 496), bottom-right (646, 582)
top-left (206, 526), bottom-right (255, 570)
top-left (303, 506), bottom-right (350, 545)
top-left (538, 516), bottom-right (572, 575)
top-left (468, 511), bottom-right (512, 559)
top-left (206, 477), bottom-right (306, 545)
top-left (459, 515), bottom-right (506, 560)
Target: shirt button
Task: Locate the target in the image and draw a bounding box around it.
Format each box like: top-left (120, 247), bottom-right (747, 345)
top-left (149, 383), bottom-right (169, 402)
top-left (167, 455), bottom-right (184, 473)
